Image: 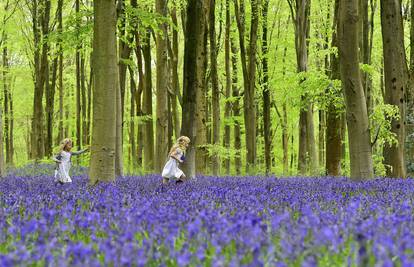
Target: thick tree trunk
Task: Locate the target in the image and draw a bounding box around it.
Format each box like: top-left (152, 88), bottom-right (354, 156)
top-left (181, 0), bottom-right (208, 178)
top-left (155, 0), bottom-right (169, 173)
top-left (89, 0), bottom-right (118, 184)
top-left (223, 0), bottom-right (231, 175)
top-left (339, 0), bottom-right (374, 180)
top-left (262, 0), bottom-right (271, 175)
top-left (231, 35), bottom-right (242, 175)
top-left (210, 0), bottom-right (220, 175)
top-left (195, 24), bottom-right (209, 175)
top-left (326, 0), bottom-right (342, 176)
top-left (380, 0), bottom-right (408, 178)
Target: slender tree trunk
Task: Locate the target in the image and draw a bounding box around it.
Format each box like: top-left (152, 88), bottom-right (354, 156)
top-left (262, 0), bottom-right (271, 175)
top-left (326, 0), bottom-right (342, 176)
top-left (289, 0), bottom-right (316, 175)
top-left (231, 34), bottom-right (242, 175)
top-left (155, 0), bottom-right (169, 173)
top-left (58, 0), bottom-right (64, 143)
top-left (234, 0), bottom-right (260, 174)
top-left (45, 54), bottom-right (57, 157)
top-left (210, 0), bottom-right (220, 175)
top-left (89, 0), bottom-right (118, 184)
top-left (2, 36), bottom-right (11, 165)
top-left (339, 0), bottom-right (374, 179)
top-left (31, 0), bottom-right (50, 160)
top-left (0, 106), bottom-right (4, 177)
top-left (81, 56), bottom-right (88, 145)
top-left (128, 66), bottom-right (137, 169)
top-left (142, 32), bottom-right (154, 171)
top-left (223, 0), bottom-right (231, 175)
top-left (75, 0), bottom-right (82, 150)
top-left (380, 0), bottom-right (408, 178)
top-left (407, 0), bottom-right (414, 175)
top-left (181, 0), bottom-right (209, 178)
top-left (171, 6), bottom-right (181, 139)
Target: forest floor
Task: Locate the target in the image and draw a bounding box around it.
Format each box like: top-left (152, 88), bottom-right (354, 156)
top-left (1, 172), bottom-right (413, 266)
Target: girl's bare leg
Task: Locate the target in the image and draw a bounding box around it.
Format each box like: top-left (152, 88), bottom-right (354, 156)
top-left (176, 174), bottom-right (186, 184)
top-left (162, 177), bottom-right (169, 184)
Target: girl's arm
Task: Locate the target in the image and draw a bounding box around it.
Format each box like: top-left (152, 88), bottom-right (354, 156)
top-left (52, 153), bottom-right (62, 163)
top-left (170, 149), bottom-right (183, 163)
top-left (71, 147), bottom-right (89, 156)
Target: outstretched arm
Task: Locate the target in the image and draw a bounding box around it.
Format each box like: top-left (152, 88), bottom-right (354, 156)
top-left (71, 147), bottom-right (89, 156)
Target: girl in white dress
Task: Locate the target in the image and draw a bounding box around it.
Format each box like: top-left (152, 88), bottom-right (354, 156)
top-left (162, 136), bottom-right (190, 184)
top-left (52, 138), bottom-right (89, 184)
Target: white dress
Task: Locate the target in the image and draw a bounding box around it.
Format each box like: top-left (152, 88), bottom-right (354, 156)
top-left (54, 149), bottom-right (87, 183)
top-left (162, 148), bottom-right (184, 179)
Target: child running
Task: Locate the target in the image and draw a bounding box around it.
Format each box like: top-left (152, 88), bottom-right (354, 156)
top-left (52, 138), bottom-right (89, 184)
top-left (162, 136), bottom-right (190, 184)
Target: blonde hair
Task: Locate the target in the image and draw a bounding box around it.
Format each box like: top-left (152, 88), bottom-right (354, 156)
top-left (169, 136), bottom-right (190, 156)
top-left (59, 138), bottom-right (73, 152)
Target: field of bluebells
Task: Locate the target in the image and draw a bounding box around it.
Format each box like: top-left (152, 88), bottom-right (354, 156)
top-left (1, 171), bottom-right (414, 267)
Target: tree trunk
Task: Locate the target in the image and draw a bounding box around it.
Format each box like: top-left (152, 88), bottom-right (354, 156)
top-left (407, 0), bottom-right (414, 175)
top-left (75, 0), bottom-right (82, 150)
top-left (231, 34), bottom-right (242, 175)
top-left (58, 0), bottom-right (64, 144)
top-left (155, 0), bottom-right (169, 173)
top-left (142, 32), bottom-right (154, 171)
top-left (210, 0), bottom-right (221, 175)
top-left (289, 0), bottom-right (316, 175)
top-left (31, 0), bottom-right (50, 160)
top-left (89, 0), bottom-right (118, 184)
top-left (380, 0), bottom-right (408, 178)
top-left (128, 66), bottom-right (137, 169)
top-left (2, 36), bottom-right (11, 166)
top-left (195, 23), bottom-right (209, 175)
top-left (171, 6), bottom-right (181, 139)
top-left (0, 105), bottom-right (4, 177)
top-left (223, 0), bottom-right (231, 175)
top-left (262, 0), bottom-right (271, 175)
top-left (326, 0), bottom-right (343, 176)
top-left (339, 0), bottom-right (374, 180)
top-left (234, 0), bottom-right (260, 174)
top-left (181, 0), bottom-right (208, 178)
top-left (45, 53), bottom-right (57, 157)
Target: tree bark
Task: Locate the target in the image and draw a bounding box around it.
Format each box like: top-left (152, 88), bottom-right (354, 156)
top-left (58, 0), bottom-right (64, 144)
top-left (142, 32), bottom-right (154, 171)
top-left (171, 6), bottom-right (181, 139)
top-left (380, 0), bottom-right (408, 178)
top-left (128, 66), bottom-right (137, 169)
top-left (407, 0), bottom-right (414, 175)
top-left (326, 0), bottom-right (343, 176)
top-left (155, 0), bottom-right (169, 173)
top-left (181, 0), bottom-right (209, 178)
top-left (339, 0), bottom-right (374, 179)
top-left (76, 0), bottom-right (82, 150)
top-left (234, 0), bottom-right (260, 174)
top-left (223, 0), bottom-right (231, 175)
top-left (89, 0), bottom-right (118, 184)
top-left (262, 0), bottom-right (271, 175)
top-left (195, 21), bottom-right (209, 175)
top-left (231, 34), bottom-right (242, 175)
top-left (210, 0), bottom-right (221, 175)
